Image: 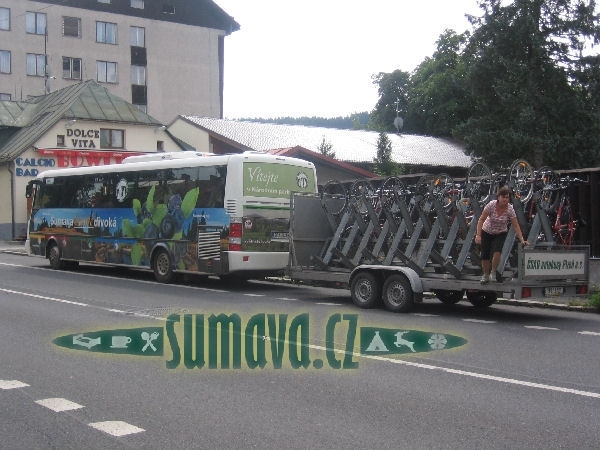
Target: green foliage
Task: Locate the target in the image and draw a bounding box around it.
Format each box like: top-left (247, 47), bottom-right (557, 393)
top-left (369, 70), bottom-right (411, 132)
top-left (373, 132), bottom-right (403, 176)
top-left (590, 291), bottom-right (600, 309)
top-left (317, 136), bottom-right (335, 158)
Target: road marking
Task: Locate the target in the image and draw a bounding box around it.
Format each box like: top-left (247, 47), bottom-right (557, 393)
top-left (312, 345), bottom-right (600, 400)
top-left (35, 398), bottom-right (84, 412)
top-left (462, 319), bottom-right (496, 324)
top-left (413, 313), bottom-right (440, 317)
top-left (0, 380), bottom-right (29, 390)
top-left (525, 326), bottom-right (560, 330)
top-left (578, 331), bottom-right (600, 336)
top-left (316, 302), bottom-right (343, 306)
top-left (0, 287), bottom-right (88, 306)
top-left (89, 421), bottom-right (145, 437)
top-left (277, 297), bottom-right (298, 301)
top-left (243, 293), bottom-right (265, 297)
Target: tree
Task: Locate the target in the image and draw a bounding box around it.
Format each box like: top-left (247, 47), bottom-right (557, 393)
top-left (407, 30), bottom-right (473, 137)
top-left (456, 0), bottom-right (600, 168)
top-left (373, 132), bottom-right (403, 176)
top-left (369, 70), bottom-right (411, 132)
top-left (318, 136), bottom-right (335, 158)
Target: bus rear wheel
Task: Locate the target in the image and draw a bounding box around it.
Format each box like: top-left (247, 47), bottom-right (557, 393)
top-left (153, 248), bottom-right (174, 283)
top-left (48, 243), bottom-right (65, 270)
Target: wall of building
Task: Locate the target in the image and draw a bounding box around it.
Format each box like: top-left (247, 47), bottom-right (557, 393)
top-left (0, 0), bottom-right (225, 123)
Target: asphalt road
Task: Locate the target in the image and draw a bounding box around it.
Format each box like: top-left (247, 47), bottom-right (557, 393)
top-left (1, 252), bottom-right (599, 449)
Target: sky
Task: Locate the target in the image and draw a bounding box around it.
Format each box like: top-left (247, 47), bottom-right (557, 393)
top-left (214, 0), bottom-right (482, 119)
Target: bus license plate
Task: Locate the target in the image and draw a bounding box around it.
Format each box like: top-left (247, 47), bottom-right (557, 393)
top-left (544, 287), bottom-right (564, 297)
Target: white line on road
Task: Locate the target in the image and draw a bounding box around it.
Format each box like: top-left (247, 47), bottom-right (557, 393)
top-left (277, 297), bottom-right (298, 301)
top-left (0, 380), bottom-right (29, 389)
top-left (525, 326), bottom-right (560, 330)
top-left (462, 318), bottom-right (496, 324)
top-left (313, 345), bottom-right (600, 400)
top-left (243, 293), bottom-right (265, 297)
top-left (35, 398), bottom-right (84, 412)
top-left (413, 313), bottom-right (440, 317)
top-left (0, 287), bottom-right (88, 306)
top-left (316, 302), bottom-right (343, 306)
top-left (88, 421), bottom-right (145, 437)
top-left (578, 331), bottom-right (600, 336)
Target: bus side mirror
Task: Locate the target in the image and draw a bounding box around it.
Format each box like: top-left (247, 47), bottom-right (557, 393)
top-left (25, 180), bottom-right (39, 199)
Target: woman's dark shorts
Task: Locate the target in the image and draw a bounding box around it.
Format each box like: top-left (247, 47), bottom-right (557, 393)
top-left (480, 230), bottom-right (508, 259)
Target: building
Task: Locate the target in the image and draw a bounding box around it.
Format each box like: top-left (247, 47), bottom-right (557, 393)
top-left (167, 116), bottom-right (474, 178)
top-left (0, 80), bottom-right (184, 240)
top-left (0, 0), bottom-right (239, 123)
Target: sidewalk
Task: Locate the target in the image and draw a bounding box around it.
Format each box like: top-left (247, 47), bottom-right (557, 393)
top-left (1, 240), bottom-right (595, 312)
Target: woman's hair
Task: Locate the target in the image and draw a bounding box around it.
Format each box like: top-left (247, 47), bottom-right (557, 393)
top-left (497, 186), bottom-right (512, 197)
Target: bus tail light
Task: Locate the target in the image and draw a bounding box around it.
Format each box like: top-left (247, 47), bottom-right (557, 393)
top-left (576, 285), bottom-right (587, 295)
top-left (229, 218), bottom-right (242, 251)
top-left (521, 287), bottom-right (532, 298)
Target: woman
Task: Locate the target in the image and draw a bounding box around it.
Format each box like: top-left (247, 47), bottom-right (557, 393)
top-left (474, 186), bottom-right (529, 283)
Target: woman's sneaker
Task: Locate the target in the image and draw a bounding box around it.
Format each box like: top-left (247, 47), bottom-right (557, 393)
top-left (489, 272), bottom-right (497, 282)
top-left (480, 274), bottom-right (489, 284)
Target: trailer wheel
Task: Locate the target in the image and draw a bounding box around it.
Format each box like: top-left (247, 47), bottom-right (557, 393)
top-left (153, 248), bottom-right (174, 283)
top-left (48, 243), bottom-right (65, 270)
top-left (350, 272), bottom-right (380, 308)
top-left (382, 274), bottom-right (414, 312)
top-left (466, 291), bottom-right (497, 308)
top-left (434, 289), bottom-right (464, 305)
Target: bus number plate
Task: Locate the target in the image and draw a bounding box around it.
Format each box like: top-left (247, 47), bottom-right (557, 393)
top-left (544, 287), bottom-right (564, 297)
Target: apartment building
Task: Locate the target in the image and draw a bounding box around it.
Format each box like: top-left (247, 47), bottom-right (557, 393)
top-left (0, 0), bottom-right (239, 123)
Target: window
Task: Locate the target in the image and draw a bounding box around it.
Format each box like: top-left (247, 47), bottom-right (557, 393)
top-left (63, 17), bottom-right (81, 37)
top-left (97, 0), bottom-right (111, 4)
top-left (0, 7), bottom-right (10, 31)
top-left (63, 57), bottom-right (82, 80)
top-left (0, 93), bottom-right (11, 100)
top-left (57, 135), bottom-right (65, 146)
top-left (100, 129), bottom-right (124, 149)
top-left (26, 12), bottom-right (46, 35)
top-left (0, 50), bottom-right (10, 73)
top-left (131, 84), bottom-right (147, 104)
top-left (130, 65), bottom-right (146, 85)
top-left (130, 26), bottom-right (145, 47)
top-left (96, 21), bottom-right (117, 44)
top-left (26, 53), bottom-right (45, 76)
top-left (131, 0), bottom-right (144, 9)
top-left (162, 4), bottom-right (175, 14)
top-left (97, 60), bottom-right (117, 83)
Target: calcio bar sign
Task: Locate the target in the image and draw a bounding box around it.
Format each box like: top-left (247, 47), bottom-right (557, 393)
top-left (15, 150), bottom-right (138, 177)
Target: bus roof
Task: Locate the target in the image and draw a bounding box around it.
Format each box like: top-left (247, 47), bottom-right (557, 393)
top-left (34, 152), bottom-right (315, 180)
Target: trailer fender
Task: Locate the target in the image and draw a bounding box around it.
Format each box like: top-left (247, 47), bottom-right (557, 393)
top-left (349, 265), bottom-right (424, 296)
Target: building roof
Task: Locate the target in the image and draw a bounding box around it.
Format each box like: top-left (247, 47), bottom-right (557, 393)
top-left (267, 146), bottom-right (375, 178)
top-left (178, 116), bottom-right (474, 169)
top-left (0, 80), bottom-right (163, 163)
top-left (33, 0), bottom-right (240, 35)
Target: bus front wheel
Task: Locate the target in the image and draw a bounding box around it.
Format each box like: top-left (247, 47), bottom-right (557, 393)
top-left (153, 248), bottom-right (174, 283)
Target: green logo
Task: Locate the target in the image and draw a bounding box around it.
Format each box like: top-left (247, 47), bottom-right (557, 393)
top-left (53, 315), bottom-right (467, 369)
top-left (360, 327), bottom-right (467, 355)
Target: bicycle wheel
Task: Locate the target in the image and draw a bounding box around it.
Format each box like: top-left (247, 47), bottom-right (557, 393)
top-left (536, 166), bottom-right (558, 211)
top-left (349, 180), bottom-right (376, 214)
top-left (320, 180), bottom-right (347, 215)
top-left (379, 176), bottom-right (405, 210)
top-left (509, 159), bottom-right (534, 204)
top-left (465, 162), bottom-right (493, 205)
top-left (432, 173), bottom-right (455, 209)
